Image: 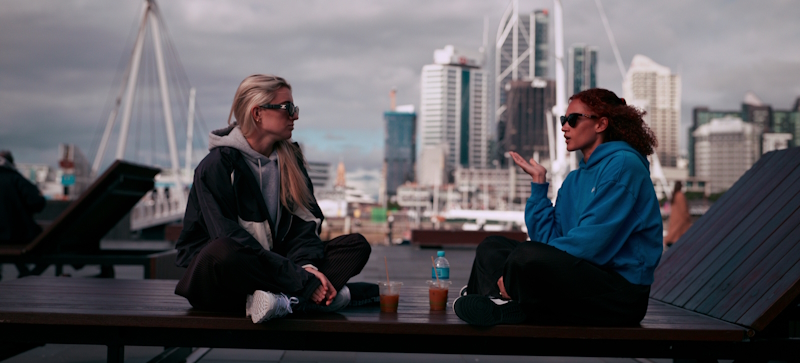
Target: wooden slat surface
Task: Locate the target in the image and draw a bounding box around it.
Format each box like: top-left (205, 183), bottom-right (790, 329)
top-left (651, 147), bottom-right (800, 331)
top-left (0, 277), bottom-right (745, 342)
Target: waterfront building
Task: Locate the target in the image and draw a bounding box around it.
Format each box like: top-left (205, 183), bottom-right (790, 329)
top-left (306, 160), bottom-right (331, 193)
top-left (568, 44), bottom-right (598, 96)
top-left (417, 145), bottom-right (447, 187)
top-left (419, 45), bottom-right (487, 182)
top-left (383, 104), bottom-right (416, 200)
top-left (623, 54), bottom-right (682, 168)
top-left (693, 116), bottom-right (758, 193)
top-left (762, 133), bottom-right (793, 154)
top-left (689, 92), bottom-right (799, 176)
top-left (496, 7), bottom-right (549, 122)
top-left (501, 79), bottom-right (555, 167)
top-left (453, 166), bottom-right (537, 210)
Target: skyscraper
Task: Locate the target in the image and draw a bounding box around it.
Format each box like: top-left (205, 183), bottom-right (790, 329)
top-left (623, 54), bottom-right (681, 167)
top-left (568, 44), bottom-right (598, 96)
top-left (502, 79), bottom-right (555, 167)
top-left (496, 4), bottom-right (549, 124)
top-left (693, 116), bottom-right (758, 193)
top-left (383, 104), bottom-right (416, 199)
top-left (689, 92), bottom-right (799, 176)
top-left (419, 45), bottom-right (487, 183)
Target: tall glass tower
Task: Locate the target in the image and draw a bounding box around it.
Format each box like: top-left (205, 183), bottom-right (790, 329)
top-left (568, 44), bottom-right (598, 97)
top-left (495, 4), bottom-right (549, 124)
top-left (383, 107), bottom-right (416, 197)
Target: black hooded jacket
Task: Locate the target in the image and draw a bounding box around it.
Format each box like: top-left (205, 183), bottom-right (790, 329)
top-left (175, 141), bottom-right (326, 299)
top-left (0, 157), bottom-right (46, 245)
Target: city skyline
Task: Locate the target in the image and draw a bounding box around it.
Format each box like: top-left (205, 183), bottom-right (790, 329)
top-left (1, 0), bottom-right (799, 175)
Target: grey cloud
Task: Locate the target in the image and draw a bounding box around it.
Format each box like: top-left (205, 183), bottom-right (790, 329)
top-left (1, 0), bottom-right (799, 170)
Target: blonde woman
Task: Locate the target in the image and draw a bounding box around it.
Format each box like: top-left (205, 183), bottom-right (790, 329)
top-left (175, 74), bottom-right (371, 323)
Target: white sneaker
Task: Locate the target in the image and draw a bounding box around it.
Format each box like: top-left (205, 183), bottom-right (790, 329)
top-left (245, 290), bottom-right (298, 324)
top-left (296, 285), bottom-right (351, 313)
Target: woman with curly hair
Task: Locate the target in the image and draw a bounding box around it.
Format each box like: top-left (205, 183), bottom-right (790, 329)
top-left (454, 88), bottom-right (663, 327)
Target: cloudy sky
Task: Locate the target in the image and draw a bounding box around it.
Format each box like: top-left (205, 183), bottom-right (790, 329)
top-left (2, 0), bottom-right (799, 177)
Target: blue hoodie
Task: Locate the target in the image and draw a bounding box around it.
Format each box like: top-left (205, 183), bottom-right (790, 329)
top-left (525, 141), bottom-right (663, 285)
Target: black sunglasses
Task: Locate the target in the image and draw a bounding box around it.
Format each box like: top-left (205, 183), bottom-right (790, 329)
top-left (560, 113), bottom-right (598, 127)
top-left (259, 102), bottom-right (299, 118)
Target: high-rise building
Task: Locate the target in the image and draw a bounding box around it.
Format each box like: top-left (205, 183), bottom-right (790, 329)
top-left (568, 44), bottom-right (598, 96)
top-left (689, 92), bottom-right (799, 176)
top-left (496, 5), bottom-right (549, 123)
top-left (419, 45), bottom-right (487, 183)
top-left (306, 161), bottom-right (331, 192)
top-left (501, 79), bottom-right (555, 167)
top-left (383, 104), bottom-right (416, 199)
top-left (623, 54), bottom-right (681, 167)
top-left (693, 116), bottom-right (758, 193)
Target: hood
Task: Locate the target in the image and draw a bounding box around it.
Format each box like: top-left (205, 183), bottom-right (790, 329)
top-left (0, 156), bottom-right (15, 172)
top-left (208, 122), bottom-right (271, 165)
top-left (581, 141), bottom-right (649, 170)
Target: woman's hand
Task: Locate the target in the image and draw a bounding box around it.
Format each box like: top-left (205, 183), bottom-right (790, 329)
top-left (509, 151), bottom-right (547, 184)
top-left (304, 267), bottom-right (337, 305)
top-left (497, 276), bottom-right (511, 300)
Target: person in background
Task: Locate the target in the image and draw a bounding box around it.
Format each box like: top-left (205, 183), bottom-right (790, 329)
top-left (454, 88), bottom-right (663, 327)
top-left (174, 75), bottom-right (371, 323)
top-left (663, 181), bottom-right (692, 249)
top-left (0, 150), bottom-right (46, 246)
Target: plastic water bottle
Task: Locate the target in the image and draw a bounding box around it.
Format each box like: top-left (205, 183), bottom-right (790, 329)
top-left (431, 251), bottom-right (450, 280)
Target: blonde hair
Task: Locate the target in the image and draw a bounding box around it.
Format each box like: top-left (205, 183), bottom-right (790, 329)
top-left (227, 74), bottom-right (313, 211)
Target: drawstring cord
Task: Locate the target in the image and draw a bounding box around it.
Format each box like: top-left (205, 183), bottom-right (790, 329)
top-left (258, 159), bottom-right (262, 189)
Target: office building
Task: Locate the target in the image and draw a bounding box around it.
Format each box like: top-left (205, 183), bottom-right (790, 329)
top-left (693, 116), bottom-right (758, 193)
top-left (568, 44), bottom-right (598, 96)
top-left (306, 161), bottom-right (331, 193)
top-left (419, 45), bottom-right (487, 183)
top-left (623, 54), bottom-right (682, 167)
top-left (689, 92), bottom-right (799, 176)
top-left (501, 79), bottom-right (556, 167)
top-left (496, 6), bottom-right (549, 122)
top-left (383, 104), bottom-right (416, 199)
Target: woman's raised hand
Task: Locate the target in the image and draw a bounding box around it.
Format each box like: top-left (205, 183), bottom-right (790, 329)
top-left (509, 151), bottom-right (547, 184)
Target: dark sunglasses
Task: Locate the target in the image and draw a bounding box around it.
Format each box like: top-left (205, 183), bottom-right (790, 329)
top-left (259, 102), bottom-right (299, 118)
top-left (560, 113), bottom-right (598, 127)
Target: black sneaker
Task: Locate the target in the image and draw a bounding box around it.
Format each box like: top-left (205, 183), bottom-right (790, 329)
top-left (459, 285), bottom-right (468, 297)
top-left (453, 295), bottom-right (526, 326)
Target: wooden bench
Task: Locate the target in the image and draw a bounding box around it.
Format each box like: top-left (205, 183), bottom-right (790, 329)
top-left (2, 147), bottom-right (799, 362)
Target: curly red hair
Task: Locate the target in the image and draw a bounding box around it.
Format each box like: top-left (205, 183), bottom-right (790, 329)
top-left (570, 88), bottom-right (658, 156)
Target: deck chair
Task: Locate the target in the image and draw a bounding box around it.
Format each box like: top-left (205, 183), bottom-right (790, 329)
top-left (0, 160), bottom-right (175, 278)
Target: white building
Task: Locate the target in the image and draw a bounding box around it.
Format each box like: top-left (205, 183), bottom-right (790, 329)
top-left (693, 116), bottom-right (758, 193)
top-left (623, 54), bottom-right (682, 167)
top-left (417, 145), bottom-right (447, 187)
top-left (762, 133), bottom-right (793, 154)
top-left (306, 160), bottom-right (331, 192)
top-left (419, 45), bottom-right (487, 183)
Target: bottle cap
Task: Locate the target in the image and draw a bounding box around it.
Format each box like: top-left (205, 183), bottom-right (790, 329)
top-left (437, 251), bottom-right (445, 257)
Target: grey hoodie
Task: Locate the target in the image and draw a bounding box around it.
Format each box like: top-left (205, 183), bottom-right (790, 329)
top-left (208, 123), bottom-right (281, 227)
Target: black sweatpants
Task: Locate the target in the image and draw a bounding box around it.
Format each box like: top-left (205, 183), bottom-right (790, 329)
top-left (175, 233), bottom-right (371, 312)
top-left (466, 236), bottom-right (650, 326)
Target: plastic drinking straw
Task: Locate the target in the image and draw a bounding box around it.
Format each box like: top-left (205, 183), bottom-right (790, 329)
top-left (384, 256), bottom-right (390, 286)
top-left (431, 256), bottom-right (440, 285)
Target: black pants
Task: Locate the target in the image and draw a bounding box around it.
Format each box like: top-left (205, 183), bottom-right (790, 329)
top-left (466, 236), bottom-right (650, 326)
top-left (175, 233), bottom-right (371, 312)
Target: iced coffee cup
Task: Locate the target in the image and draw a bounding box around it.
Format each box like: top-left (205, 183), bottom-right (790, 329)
top-left (427, 280), bottom-right (451, 311)
top-left (378, 281), bottom-right (402, 313)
